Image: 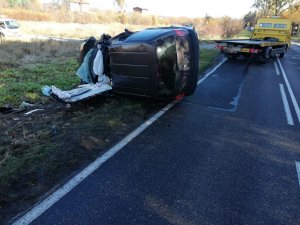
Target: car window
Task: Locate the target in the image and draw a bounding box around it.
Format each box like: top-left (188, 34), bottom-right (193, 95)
top-left (5, 20), bottom-right (19, 29)
top-left (273, 23), bottom-right (287, 29)
top-left (259, 23), bottom-right (272, 28)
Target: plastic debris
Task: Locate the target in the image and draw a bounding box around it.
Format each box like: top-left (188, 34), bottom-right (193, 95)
top-left (20, 101), bottom-right (34, 110)
top-left (24, 109), bottom-right (44, 115)
top-left (41, 85), bottom-right (52, 96)
top-left (51, 82), bottom-right (112, 103)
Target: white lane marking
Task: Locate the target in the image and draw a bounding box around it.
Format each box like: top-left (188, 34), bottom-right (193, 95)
top-left (273, 61), bottom-right (280, 76)
top-left (279, 84), bottom-right (294, 125)
top-left (197, 58), bottom-right (228, 86)
top-left (295, 162), bottom-right (300, 187)
top-left (13, 57), bottom-right (227, 225)
top-left (277, 57), bottom-right (300, 123)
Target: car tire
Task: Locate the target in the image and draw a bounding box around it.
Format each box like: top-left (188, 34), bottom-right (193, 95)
top-left (184, 29), bottom-right (199, 96)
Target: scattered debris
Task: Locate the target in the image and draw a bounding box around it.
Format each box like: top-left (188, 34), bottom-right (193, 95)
top-left (24, 109), bottom-right (44, 115)
top-left (20, 101), bottom-right (34, 110)
top-left (42, 85), bottom-right (52, 96)
top-left (50, 82), bottom-right (112, 103)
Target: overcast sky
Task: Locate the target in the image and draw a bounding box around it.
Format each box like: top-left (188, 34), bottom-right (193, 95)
top-left (88, 0), bottom-right (255, 18)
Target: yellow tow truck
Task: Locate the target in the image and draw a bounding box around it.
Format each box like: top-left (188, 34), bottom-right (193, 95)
top-left (215, 17), bottom-right (298, 63)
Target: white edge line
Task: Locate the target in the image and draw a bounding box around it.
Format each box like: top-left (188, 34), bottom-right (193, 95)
top-left (13, 57), bottom-right (226, 225)
top-left (197, 58), bottom-right (227, 86)
top-left (277, 57), bottom-right (300, 123)
top-left (273, 61), bottom-right (280, 76)
top-left (279, 84), bottom-right (294, 125)
top-left (295, 161), bottom-right (300, 187)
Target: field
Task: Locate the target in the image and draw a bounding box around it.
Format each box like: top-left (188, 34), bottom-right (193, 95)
top-left (18, 21), bottom-right (148, 39)
top-left (0, 27), bottom-right (219, 224)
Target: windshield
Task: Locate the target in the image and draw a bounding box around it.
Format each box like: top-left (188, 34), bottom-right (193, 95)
top-left (5, 20), bottom-right (19, 29)
top-left (259, 23), bottom-right (272, 28)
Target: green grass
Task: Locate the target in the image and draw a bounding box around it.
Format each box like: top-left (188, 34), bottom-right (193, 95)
top-left (0, 58), bottom-right (80, 106)
top-left (199, 48), bottom-right (220, 74)
top-left (235, 29), bottom-right (252, 38)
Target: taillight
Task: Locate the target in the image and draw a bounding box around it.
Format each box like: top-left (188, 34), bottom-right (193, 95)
top-left (174, 30), bottom-right (185, 36)
top-left (216, 45), bottom-right (224, 50)
top-left (249, 48), bottom-right (259, 53)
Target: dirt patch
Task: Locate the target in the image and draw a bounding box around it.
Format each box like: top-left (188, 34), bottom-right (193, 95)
top-left (0, 93), bottom-right (166, 224)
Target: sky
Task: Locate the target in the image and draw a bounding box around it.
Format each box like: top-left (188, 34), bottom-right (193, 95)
top-left (88, 0), bottom-right (255, 18)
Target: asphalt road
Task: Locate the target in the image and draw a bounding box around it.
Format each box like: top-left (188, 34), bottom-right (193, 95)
top-left (14, 45), bottom-right (300, 225)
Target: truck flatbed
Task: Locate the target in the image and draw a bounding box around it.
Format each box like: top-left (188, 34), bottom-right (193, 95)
top-left (214, 39), bottom-right (285, 47)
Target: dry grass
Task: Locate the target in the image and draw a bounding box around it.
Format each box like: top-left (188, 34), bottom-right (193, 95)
top-left (2, 7), bottom-right (248, 40)
top-left (19, 21), bottom-right (150, 39)
top-left (0, 39), bottom-right (80, 68)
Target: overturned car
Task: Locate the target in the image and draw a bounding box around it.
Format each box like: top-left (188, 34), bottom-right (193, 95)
top-left (78, 26), bottom-right (199, 101)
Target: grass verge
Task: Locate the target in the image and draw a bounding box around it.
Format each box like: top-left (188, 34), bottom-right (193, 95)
top-left (0, 59), bottom-right (80, 106)
top-left (199, 48), bottom-right (220, 74)
top-left (0, 39), bottom-right (81, 107)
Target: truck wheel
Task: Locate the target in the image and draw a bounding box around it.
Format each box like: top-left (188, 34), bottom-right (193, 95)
top-left (279, 45), bottom-right (288, 58)
top-left (258, 55), bottom-right (266, 64)
top-left (264, 47), bottom-right (272, 59)
top-left (279, 51), bottom-right (285, 58)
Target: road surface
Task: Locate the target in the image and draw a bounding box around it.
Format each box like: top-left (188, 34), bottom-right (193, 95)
top-left (13, 44), bottom-right (300, 225)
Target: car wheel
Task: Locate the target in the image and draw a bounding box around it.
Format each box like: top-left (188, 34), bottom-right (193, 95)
top-left (184, 29), bottom-right (199, 96)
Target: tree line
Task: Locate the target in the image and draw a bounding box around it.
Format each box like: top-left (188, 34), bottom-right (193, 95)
top-left (1, 0), bottom-right (299, 18)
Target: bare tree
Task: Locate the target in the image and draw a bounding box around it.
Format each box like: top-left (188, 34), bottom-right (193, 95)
top-left (221, 17), bottom-right (243, 38)
top-left (252, 0), bottom-right (299, 16)
top-left (243, 11), bottom-right (257, 27)
top-left (114, 0), bottom-right (125, 12)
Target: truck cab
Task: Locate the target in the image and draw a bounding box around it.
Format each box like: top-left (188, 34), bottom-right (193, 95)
top-left (0, 18), bottom-right (20, 41)
top-left (251, 17), bottom-right (292, 46)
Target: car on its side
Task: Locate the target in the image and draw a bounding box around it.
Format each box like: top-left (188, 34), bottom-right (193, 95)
top-left (79, 26), bottom-right (200, 100)
top-left (0, 18), bottom-right (20, 42)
